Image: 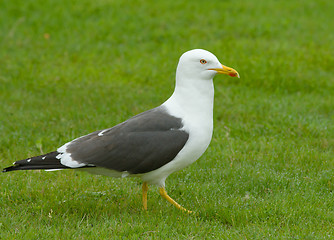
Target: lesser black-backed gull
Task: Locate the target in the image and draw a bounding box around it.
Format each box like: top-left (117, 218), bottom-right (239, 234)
top-left (2, 49), bottom-right (239, 213)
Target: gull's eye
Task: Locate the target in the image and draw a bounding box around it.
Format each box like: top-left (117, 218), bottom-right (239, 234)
top-left (200, 59), bottom-right (207, 64)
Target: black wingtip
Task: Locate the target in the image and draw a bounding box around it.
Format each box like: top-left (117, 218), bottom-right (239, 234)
top-left (2, 166), bottom-right (15, 173)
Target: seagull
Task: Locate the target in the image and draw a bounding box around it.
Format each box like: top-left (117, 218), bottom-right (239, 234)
top-left (2, 49), bottom-right (239, 213)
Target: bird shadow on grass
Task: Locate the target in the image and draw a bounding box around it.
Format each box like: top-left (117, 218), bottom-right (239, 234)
top-left (50, 191), bottom-right (142, 218)
top-left (43, 190), bottom-right (233, 224)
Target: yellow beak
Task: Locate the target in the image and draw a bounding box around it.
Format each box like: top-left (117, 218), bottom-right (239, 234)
top-left (209, 64), bottom-right (240, 78)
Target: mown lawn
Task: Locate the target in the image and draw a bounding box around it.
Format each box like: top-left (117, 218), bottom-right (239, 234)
top-left (1, 0), bottom-right (333, 239)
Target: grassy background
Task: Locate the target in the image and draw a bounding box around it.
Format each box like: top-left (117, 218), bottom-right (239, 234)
top-left (1, 0), bottom-right (333, 239)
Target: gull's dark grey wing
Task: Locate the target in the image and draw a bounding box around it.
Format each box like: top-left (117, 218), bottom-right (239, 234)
top-left (66, 106), bottom-right (189, 174)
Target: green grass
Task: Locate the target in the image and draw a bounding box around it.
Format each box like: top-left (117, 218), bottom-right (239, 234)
top-left (1, 0), bottom-right (334, 239)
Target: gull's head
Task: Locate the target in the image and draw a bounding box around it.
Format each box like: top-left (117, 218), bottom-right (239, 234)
top-left (176, 49), bottom-right (239, 80)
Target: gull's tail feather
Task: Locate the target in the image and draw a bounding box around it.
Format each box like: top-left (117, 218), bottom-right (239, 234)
top-left (2, 151), bottom-right (70, 172)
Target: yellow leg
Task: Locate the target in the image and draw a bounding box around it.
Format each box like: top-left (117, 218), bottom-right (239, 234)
top-left (142, 182), bottom-right (148, 210)
top-left (159, 187), bottom-right (192, 214)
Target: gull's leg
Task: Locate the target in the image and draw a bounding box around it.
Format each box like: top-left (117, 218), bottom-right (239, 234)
top-left (159, 187), bottom-right (192, 214)
top-left (142, 182), bottom-right (148, 210)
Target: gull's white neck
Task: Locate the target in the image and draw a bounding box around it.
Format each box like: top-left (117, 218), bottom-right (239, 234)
top-left (163, 75), bottom-right (214, 124)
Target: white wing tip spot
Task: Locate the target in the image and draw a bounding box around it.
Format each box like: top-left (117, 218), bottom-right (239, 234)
top-left (27, 158), bottom-right (31, 162)
top-left (42, 156), bottom-right (46, 160)
top-left (98, 129), bottom-right (108, 137)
